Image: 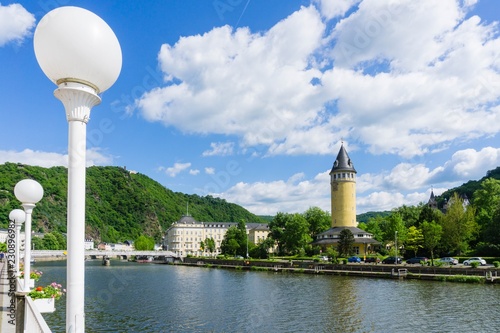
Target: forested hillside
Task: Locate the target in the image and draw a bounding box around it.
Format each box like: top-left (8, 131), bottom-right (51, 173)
top-left (436, 166), bottom-right (500, 207)
top-left (0, 163), bottom-right (264, 242)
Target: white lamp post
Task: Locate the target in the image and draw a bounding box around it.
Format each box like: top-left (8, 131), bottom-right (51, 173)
top-left (14, 179), bottom-right (44, 292)
top-left (33, 6), bottom-right (122, 333)
top-left (9, 209), bottom-right (26, 279)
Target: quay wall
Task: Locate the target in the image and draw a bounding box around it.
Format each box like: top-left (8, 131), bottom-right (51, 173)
top-left (181, 258), bottom-right (500, 283)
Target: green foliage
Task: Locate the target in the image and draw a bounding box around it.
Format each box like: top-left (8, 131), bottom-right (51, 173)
top-left (405, 226), bottom-right (424, 257)
top-left (421, 221), bottom-right (442, 263)
top-left (303, 206), bottom-right (330, 238)
top-left (0, 242), bottom-right (6, 252)
top-left (337, 229), bottom-right (354, 257)
top-left (441, 193), bottom-right (477, 255)
top-left (493, 261), bottom-right (500, 268)
top-left (0, 163), bottom-right (264, 242)
top-left (470, 261), bottom-right (480, 268)
top-left (220, 227), bottom-right (243, 256)
top-left (438, 275), bottom-right (484, 284)
top-left (134, 235), bottom-right (155, 250)
top-left (356, 211), bottom-right (391, 223)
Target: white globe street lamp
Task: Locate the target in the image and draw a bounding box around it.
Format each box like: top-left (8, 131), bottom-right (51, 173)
top-left (14, 179), bottom-right (44, 292)
top-left (9, 209), bottom-right (26, 280)
top-left (34, 6), bottom-right (122, 333)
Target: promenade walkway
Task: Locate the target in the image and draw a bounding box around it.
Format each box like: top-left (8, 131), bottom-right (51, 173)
top-left (0, 260), bottom-right (16, 333)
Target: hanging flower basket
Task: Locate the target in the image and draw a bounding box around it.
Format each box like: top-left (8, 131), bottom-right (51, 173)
top-left (33, 297), bottom-right (55, 313)
top-left (28, 282), bottom-right (65, 313)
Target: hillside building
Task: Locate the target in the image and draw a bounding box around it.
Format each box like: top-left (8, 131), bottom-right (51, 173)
top-left (162, 215), bottom-right (270, 257)
top-left (312, 144), bottom-right (379, 257)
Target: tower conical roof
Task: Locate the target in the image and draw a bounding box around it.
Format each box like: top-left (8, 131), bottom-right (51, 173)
top-left (330, 144), bottom-right (356, 174)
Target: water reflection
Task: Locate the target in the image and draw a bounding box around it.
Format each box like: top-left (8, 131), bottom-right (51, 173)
top-left (37, 261), bottom-right (500, 333)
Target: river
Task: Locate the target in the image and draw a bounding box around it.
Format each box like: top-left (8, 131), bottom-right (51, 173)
top-left (36, 260), bottom-right (499, 333)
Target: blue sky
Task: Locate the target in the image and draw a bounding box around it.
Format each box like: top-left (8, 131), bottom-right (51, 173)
top-left (1, 0), bottom-right (500, 216)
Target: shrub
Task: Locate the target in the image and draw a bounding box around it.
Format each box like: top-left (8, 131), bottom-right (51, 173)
top-left (493, 261), bottom-right (500, 268)
top-left (470, 261), bottom-right (480, 268)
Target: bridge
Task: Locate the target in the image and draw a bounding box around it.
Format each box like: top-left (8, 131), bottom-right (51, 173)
top-left (31, 250), bottom-right (180, 260)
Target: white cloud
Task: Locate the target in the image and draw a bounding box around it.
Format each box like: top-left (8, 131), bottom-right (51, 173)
top-left (189, 169), bottom-right (200, 175)
top-left (202, 142), bottom-right (234, 156)
top-left (213, 172), bottom-right (330, 215)
top-left (0, 148), bottom-right (113, 167)
top-left (205, 167), bottom-right (215, 175)
top-left (0, 3), bottom-right (35, 47)
top-left (441, 146), bottom-right (500, 179)
top-left (133, 0), bottom-right (500, 161)
top-left (163, 162), bottom-right (191, 177)
top-left (315, 0), bottom-right (360, 19)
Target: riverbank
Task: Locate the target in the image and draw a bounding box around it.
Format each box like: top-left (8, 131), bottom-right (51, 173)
top-left (179, 257), bottom-right (500, 284)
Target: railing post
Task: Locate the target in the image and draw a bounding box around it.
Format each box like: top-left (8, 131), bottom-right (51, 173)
top-left (15, 291), bottom-right (28, 333)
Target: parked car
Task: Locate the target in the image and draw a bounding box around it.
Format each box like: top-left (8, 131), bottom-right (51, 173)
top-left (463, 257), bottom-right (487, 266)
top-left (364, 257), bottom-right (381, 263)
top-left (382, 256), bottom-right (403, 264)
top-left (406, 257), bottom-right (428, 264)
top-left (347, 256), bottom-right (361, 263)
top-left (439, 257), bottom-right (459, 265)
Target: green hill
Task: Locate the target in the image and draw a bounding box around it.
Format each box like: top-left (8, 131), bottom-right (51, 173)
top-left (436, 166), bottom-right (500, 207)
top-left (0, 163), bottom-right (265, 242)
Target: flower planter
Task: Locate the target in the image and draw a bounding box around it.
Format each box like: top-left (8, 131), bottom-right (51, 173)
top-left (33, 298), bottom-right (55, 313)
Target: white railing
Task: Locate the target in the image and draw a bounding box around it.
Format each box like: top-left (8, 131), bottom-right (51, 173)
top-left (23, 296), bottom-right (52, 333)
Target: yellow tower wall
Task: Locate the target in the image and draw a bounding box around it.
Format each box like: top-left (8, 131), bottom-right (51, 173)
top-left (330, 177), bottom-right (357, 228)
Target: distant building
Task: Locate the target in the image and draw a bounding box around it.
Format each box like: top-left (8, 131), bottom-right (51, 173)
top-left (427, 190), bottom-right (470, 213)
top-left (163, 215), bottom-right (270, 257)
top-left (84, 238), bottom-right (94, 250)
top-left (312, 144), bottom-right (380, 256)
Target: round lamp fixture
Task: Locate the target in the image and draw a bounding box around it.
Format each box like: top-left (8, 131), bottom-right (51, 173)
top-left (9, 209), bottom-right (26, 224)
top-left (14, 179), bottom-right (44, 204)
top-left (33, 6), bottom-right (122, 93)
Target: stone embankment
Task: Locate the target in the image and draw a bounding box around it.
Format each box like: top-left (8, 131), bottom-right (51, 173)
top-left (181, 258), bottom-right (500, 283)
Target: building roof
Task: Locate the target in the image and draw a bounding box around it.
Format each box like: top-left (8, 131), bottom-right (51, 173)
top-left (330, 144), bottom-right (356, 174)
top-left (168, 216), bottom-right (269, 231)
top-left (312, 227), bottom-right (381, 246)
top-left (177, 215), bottom-right (197, 224)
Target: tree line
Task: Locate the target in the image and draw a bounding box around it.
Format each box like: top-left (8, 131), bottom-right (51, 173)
top-left (218, 177), bottom-right (500, 260)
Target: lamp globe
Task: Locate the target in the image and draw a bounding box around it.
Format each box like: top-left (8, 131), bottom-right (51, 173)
top-left (14, 179), bottom-right (44, 204)
top-left (33, 6), bottom-right (122, 93)
top-left (9, 209), bottom-right (26, 224)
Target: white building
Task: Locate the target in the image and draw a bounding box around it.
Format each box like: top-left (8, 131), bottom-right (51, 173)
top-left (163, 215), bottom-right (270, 257)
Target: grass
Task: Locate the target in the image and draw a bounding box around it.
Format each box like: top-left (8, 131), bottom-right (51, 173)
top-left (436, 275), bottom-right (484, 284)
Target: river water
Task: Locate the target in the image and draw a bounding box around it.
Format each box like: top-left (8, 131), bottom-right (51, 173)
top-left (36, 260), bottom-right (499, 333)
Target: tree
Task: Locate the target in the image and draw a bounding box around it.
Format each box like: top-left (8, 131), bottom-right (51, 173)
top-left (201, 237), bottom-right (216, 256)
top-left (303, 206), bottom-right (330, 239)
top-left (0, 242), bottom-right (6, 253)
top-left (473, 178), bottom-right (500, 244)
top-left (405, 226), bottom-right (424, 257)
top-left (53, 231), bottom-right (67, 250)
top-left (281, 213), bottom-right (311, 255)
top-left (382, 212), bottom-right (407, 247)
top-left (268, 212), bottom-right (288, 254)
top-left (31, 236), bottom-right (44, 250)
top-left (220, 226), bottom-right (246, 257)
top-left (359, 217), bottom-right (384, 242)
top-left (421, 221), bottom-right (442, 265)
top-left (440, 193), bottom-right (477, 254)
top-left (337, 229), bottom-right (355, 257)
top-left (42, 233), bottom-right (60, 250)
top-left (134, 235), bottom-right (155, 250)
top-left (394, 204), bottom-right (422, 228)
